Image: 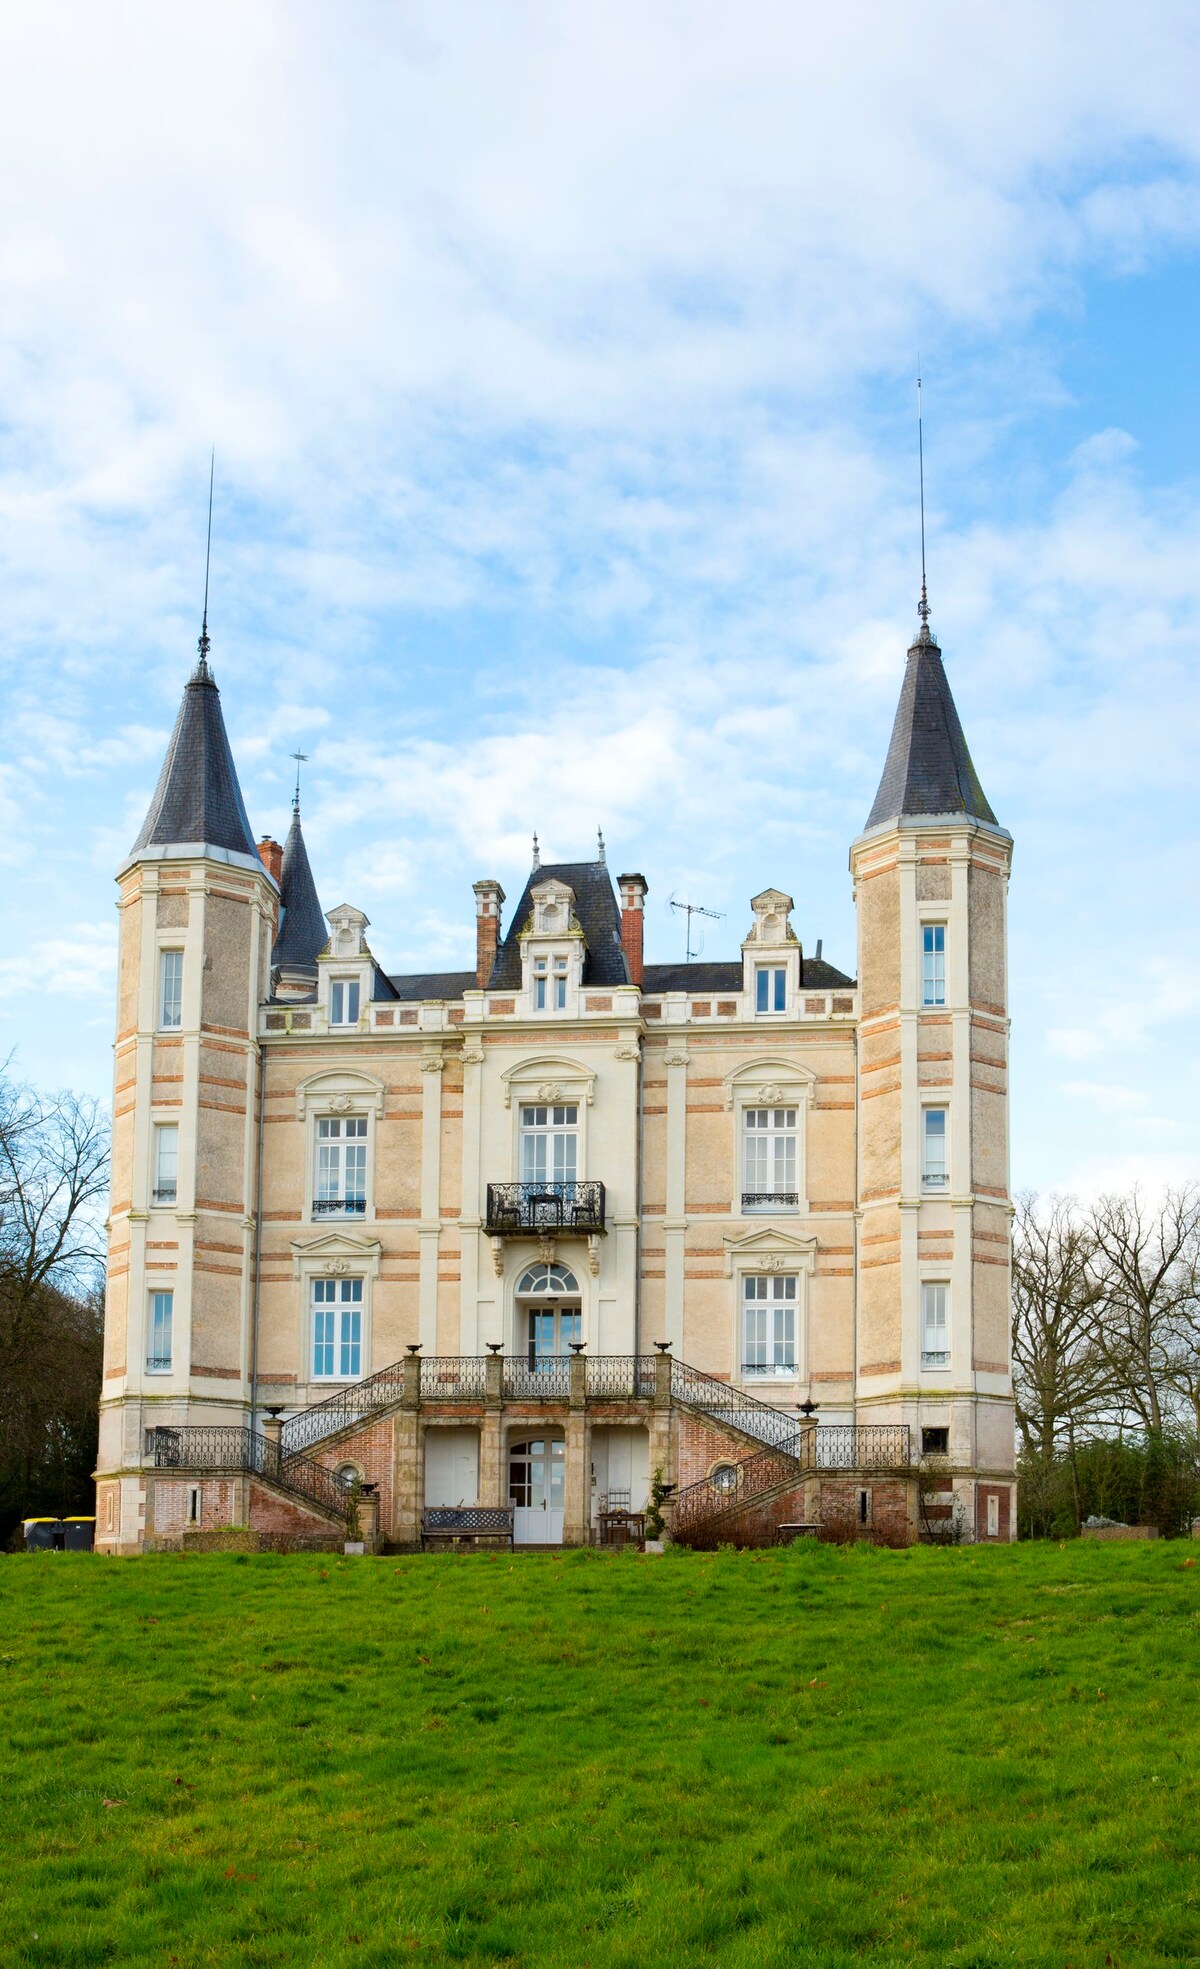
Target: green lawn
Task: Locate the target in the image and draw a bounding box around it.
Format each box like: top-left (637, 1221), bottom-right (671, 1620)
top-left (1, 1544), bottom-right (1198, 1969)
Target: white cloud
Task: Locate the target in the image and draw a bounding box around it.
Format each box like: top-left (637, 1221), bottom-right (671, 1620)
top-left (0, 924), bottom-right (118, 1002)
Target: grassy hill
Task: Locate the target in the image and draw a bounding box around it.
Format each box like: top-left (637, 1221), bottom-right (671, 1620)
top-left (2, 1542), bottom-right (1198, 1968)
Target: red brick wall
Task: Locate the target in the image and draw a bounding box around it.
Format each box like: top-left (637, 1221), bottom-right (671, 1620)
top-left (975, 1483), bottom-right (1013, 1542)
top-left (313, 1415), bottom-right (395, 1530)
top-left (249, 1482), bottom-right (341, 1538)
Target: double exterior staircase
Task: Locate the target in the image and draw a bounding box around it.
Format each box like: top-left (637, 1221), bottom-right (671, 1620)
top-left (148, 1355), bottom-right (911, 1545)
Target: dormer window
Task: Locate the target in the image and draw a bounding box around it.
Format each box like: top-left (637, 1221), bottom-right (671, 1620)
top-left (756, 966), bottom-right (787, 1014)
top-left (330, 978), bottom-right (360, 1026)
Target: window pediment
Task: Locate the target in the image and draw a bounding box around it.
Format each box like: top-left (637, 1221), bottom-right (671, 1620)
top-left (722, 1226), bottom-right (817, 1278)
top-left (501, 1055), bottom-right (596, 1109)
top-left (295, 1067), bottom-right (386, 1121)
top-left (290, 1228), bottom-right (382, 1280)
top-left (723, 1059), bottom-right (816, 1109)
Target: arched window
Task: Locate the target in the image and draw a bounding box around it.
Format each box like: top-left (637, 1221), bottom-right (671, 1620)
top-left (515, 1263), bottom-right (580, 1296)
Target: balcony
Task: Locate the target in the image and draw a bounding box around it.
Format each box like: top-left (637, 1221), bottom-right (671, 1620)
top-left (486, 1181), bottom-right (606, 1237)
top-left (741, 1191), bottom-right (799, 1213)
top-left (311, 1196), bottom-right (367, 1218)
top-left (152, 1186), bottom-right (177, 1206)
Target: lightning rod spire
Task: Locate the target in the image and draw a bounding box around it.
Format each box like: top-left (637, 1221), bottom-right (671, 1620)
top-left (197, 450), bottom-right (215, 675)
top-left (291, 751), bottom-right (308, 815)
top-left (916, 366), bottom-right (930, 637)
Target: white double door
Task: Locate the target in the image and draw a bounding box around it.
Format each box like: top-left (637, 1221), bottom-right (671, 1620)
top-left (510, 1436), bottom-right (565, 1544)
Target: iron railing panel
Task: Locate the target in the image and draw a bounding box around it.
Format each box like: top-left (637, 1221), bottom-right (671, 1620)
top-left (146, 1426), bottom-right (352, 1526)
top-left (420, 1356), bottom-right (489, 1401)
top-left (584, 1355), bottom-right (658, 1401)
top-left (502, 1355), bottom-right (573, 1401)
top-left (280, 1362), bottom-right (407, 1457)
top-left (486, 1181), bottom-right (605, 1236)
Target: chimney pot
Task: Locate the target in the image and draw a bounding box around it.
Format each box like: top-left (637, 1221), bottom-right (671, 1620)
top-left (258, 836), bottom-right (283, 886)
top-left (617, 872), bottom-right (648, 987)
top-left (472, 880), bottom-right (506, 991)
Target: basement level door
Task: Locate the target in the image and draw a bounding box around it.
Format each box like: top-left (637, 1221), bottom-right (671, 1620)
top-left (509, 1437), bottom-right (565, 1544)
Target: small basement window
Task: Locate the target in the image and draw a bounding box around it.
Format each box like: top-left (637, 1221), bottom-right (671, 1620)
top-left (921, 1427), bottom-right (949, 1456)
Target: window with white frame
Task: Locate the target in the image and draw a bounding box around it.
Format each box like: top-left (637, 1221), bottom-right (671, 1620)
top-left (922, 1107), bottom-right (948, 1189)
top-left (159, 950), bottom-right (183, 1030)
top-left (152, 1123), bottom-right (178, 1205)
top-left (922, 924), bottom-right (946, 1007)
top-left (520, 1105), bottom-right (578, 1186)
top-left (314, 1116), bottom-right (368, 1216)
top-left (742, 1274), bottom-right (797, 1378)
top-left (312, 1277), bottom-right (363, 1379)
top-left (921, 1281), bottom-right (949, 1368)
top-left (531, 956), bottom-right (569, 1011)
top-left (147, 1290), bottom-right (173, 1373)
top-left (330, 978), bottom-right (361, 1026)
top-left (755, 965), bottom-right (787, 1014)
top-left (742, 1107), bottom-right (798, 1210)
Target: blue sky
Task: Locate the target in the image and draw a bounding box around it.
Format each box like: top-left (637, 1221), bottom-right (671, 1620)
top-left (2, 2), bottom-right (1198, 1198)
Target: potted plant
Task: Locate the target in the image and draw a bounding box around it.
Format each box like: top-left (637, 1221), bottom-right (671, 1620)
top-left (644, 1466), bottom-right (671, 1553)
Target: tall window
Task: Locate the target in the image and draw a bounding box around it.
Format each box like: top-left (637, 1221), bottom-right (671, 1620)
top-left (922, 1108), bottom-right (948, 1190)
top-left (314, 1116), bottom-right (367, 1215)
top-left (532, 956), bottom-right (568, 1010)
top-left (742, 1107), bottom-right (798, 1210)
top-left (756, 966), bottom-right (787, 1013)
top-left (159, 950), bottom-right (183, 1030)
top-left (921, 1282), bottom-right (949, 1368)
top-left (330, 978), bottom-right (360, 1026)
top-left (743, 1274), bottom-right (797, 1377)
top-left (153, 1123), bottom-right (178, 1205)
top-left (520, 1105), bottom-right (578, 1186)
top-left (922, 925), bottom-right (946, 1007)
top-left (147, 1290), bottom-right (173, 1373)
top-left (312, 1277), bottom-right (363, 1379)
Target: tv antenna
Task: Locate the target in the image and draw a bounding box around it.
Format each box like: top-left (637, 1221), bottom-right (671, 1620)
top-left (668, 894), bottom-right (725, 963)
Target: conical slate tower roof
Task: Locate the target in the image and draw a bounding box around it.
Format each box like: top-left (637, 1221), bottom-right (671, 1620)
top-left (132, 654), bottom-right (258, 858)
top-left (865, 622), bottom-right (997, 831)
top-left (271, 804), bottom-right (325, 972)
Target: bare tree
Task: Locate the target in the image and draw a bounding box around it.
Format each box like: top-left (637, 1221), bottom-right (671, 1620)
top-left (1011, 1193), bottom-right (1112, 1530)
top-left (0, 1075), bottom-right (110, 1535)
top-left (1085, 1186), bottom-right (1200, 1435)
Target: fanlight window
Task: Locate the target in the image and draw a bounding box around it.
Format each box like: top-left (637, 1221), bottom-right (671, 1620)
top-left (516, 1263), bottom-right (580, 1296)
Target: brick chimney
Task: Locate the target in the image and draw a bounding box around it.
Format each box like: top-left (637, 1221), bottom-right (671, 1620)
top-left (472, 880), bottom-right (505, 990)
top-left (618, 873), bottom-right (648, 986)
top-left (258, 836), bottom-right (283, 885)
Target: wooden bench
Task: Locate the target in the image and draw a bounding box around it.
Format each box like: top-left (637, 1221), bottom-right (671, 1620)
top-left (421, 1507), bottom-right (514, 1551)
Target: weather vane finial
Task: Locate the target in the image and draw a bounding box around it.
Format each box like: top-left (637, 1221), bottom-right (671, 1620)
top-left (290, 751), bottom-right (308, 815)
top-left (197, 450), bottom-right (215, 675)
top-left (917, 365), bottom-right (931, 637)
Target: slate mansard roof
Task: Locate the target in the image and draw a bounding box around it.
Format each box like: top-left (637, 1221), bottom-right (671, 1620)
top-left (865, 624), bottom-right (998, 832)
top-left (132, 661), bottom-right (259, 860)
top-left (486, 860), bottom-right (630, 991)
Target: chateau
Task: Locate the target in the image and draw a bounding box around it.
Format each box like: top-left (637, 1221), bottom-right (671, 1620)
top-left (95, 595), bottom-right (1016, 1552)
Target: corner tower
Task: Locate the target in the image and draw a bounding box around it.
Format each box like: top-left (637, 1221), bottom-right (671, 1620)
top-left (851, 611), bottom-right (1015, 1539)
top-left (95, 628), bottom-right (277, 1553)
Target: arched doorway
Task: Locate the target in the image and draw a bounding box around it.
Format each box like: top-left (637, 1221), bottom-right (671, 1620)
top-left (515, 1262), bottom-right (581, 1368)
top-left (509, 1435), bottom-right (566, 1544)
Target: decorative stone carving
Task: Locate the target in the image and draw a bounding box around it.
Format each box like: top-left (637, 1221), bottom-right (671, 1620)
top-left (325, 1259), bottom-right (350, 1277)
top-left (536, 1232), bottom-right (558, 1265)
top-left (762, 1254), bottom-right (786, 1273)
top-left (490, 1237), bottom-right (505, 1277)
top-left (535, 1081), bottom-right (564, 1103)
top-left (757, 1083), bottom-right (786, 1104)
top-left (664, 1052), bottom-right (688, 1068)
top-left (460, 1048), bottom-right (484, 1065)
top-left (420, 1056), bottom-right (445, 1075)
top-left (587, 1234), bottom-right (601, 1278)
top-left (325, 1094), bottom-right (354, 1114)
top-left (614, 1045), bottom-right (641, 1062)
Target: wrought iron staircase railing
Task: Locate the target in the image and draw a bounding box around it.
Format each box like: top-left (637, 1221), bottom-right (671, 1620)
top-left (670, 1424), bottom-right (912, 1546)
top-left (668, 1358), bottom-right (809, 1454)
top-left (145, 1426), bottom-right (353, 1526)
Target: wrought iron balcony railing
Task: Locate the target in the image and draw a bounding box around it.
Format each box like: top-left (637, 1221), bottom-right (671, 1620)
top-left (741, 1191), bottom-right (799, 1211)
top-left (312, 1196), bottom-right (367, 1217)
top-left (486, 1181), bottom-right (605, 1236)
top-left (151, 1187), bottom-right (177, 1205)
top-left (145, 1356), bottom-right (173, 1374)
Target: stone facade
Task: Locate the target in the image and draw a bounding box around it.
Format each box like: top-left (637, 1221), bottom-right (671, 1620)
top-left (96, 608), bottom-right (1017, 1551)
